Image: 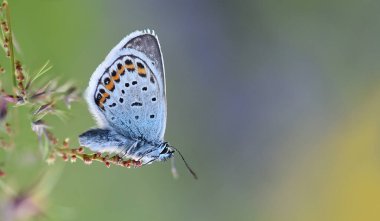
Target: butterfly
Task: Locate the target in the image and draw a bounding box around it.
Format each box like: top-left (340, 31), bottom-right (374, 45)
top-left (78, 30), bottom-right (197, 179)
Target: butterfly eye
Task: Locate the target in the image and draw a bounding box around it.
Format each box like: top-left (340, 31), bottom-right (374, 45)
top-left (160, 147), bottom-right (168, 154)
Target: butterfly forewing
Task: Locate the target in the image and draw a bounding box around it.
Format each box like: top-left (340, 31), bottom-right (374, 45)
top-left (122, 32), bottom-right (166, 95)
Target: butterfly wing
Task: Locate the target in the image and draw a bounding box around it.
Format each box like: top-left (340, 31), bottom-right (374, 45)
top-left (79, 128), bottom-right (136, 153)
top-left (85, 30), bottom-right (167, 142)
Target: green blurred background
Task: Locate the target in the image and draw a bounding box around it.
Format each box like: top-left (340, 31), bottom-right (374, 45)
top-left (2, 0), bottom-right (380, 220)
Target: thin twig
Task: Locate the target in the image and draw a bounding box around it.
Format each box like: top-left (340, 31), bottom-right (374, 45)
top-left (53, 147), bottom-right (142, 168)
top-left (4, 1), bottom-right (16, 87)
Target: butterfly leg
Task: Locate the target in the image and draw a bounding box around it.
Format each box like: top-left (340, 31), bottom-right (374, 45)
top-left (117, 141), bottom-right (139, 160)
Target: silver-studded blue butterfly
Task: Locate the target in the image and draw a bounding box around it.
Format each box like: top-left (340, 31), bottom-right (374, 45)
top-left (79, 30), bottom-right (197, 178)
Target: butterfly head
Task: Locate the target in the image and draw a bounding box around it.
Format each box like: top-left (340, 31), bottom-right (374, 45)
top-left (139, 142), bottom-right (174, 164)
top-left (157, 142), bottom-right (175, 161)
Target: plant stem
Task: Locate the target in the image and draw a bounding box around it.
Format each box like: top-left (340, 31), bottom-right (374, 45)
top-left (4, 1), bottom-right (16, 87)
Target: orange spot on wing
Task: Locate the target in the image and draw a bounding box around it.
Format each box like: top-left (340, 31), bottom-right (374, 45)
top-left (138, 67), bottom-right (146, 76)
top-left (112, 71), bottom-right (120, 82)
top-left (126, 64), bottom-right (135, 71)
top-left (118, 66), bottom-right (125, 76)
top-left (98, 92), bottom-right (110, 109)
top-left (105, 79), bottom-right (115, 91)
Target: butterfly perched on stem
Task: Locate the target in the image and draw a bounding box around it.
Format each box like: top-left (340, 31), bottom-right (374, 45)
top-left (79, 30), bottom-right (197, 179)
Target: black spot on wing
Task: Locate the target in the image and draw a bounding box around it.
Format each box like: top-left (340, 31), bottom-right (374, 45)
top-left (96, 93), bottom-right (102, 100)
top-left (150, 76), bottom-right (155, 84)
top-left (104, 77), bottom-right (110, 85)
top-left (131, 102), bottom-right (143, 107)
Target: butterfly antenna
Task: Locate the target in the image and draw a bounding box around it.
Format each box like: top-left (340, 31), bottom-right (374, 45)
top-left (171, 146), bottom-right (198, 180)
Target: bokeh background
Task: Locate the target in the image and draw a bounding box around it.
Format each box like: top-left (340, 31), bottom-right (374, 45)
top-left (2, 0), bottom-right (380, 220)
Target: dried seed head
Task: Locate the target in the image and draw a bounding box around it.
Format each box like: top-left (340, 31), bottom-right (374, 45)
top-left (17, 82), bottom-right (24, 90)
top-left (70, 154), bottom-right (77, 163)
top-left (133, 160), bottom-right (142, 167)
top-left (16, 74), bottom-right (24, 81)
top-left (0, 20), bottom-right (8, 32)
top-left (110, 155), bottom-right (121, 162)
top-left (46, 131), bottom-right (57, 145)
top-left (63, 138), bottom-right (69, 148)
top-left (46, 154), bottom-right (56, 165)
top-left (83, 156), bottom-right (92, 165)
top-left (15, 61), bottom-right (22, 71)
top-left (105, 161), bottom-right (110, 168)
top-left (0, 140), bottom-right (11, 149)
top-left (5, 122), bottom-right (11, 134)
top-left (0, 169), bottom-right (5, 177)
top-left (62, 153), bottom-right (68, 162)
top-left (122, 160), bottom-right (131, 168)
top-left (0, 97), bottom-right (7, 121)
